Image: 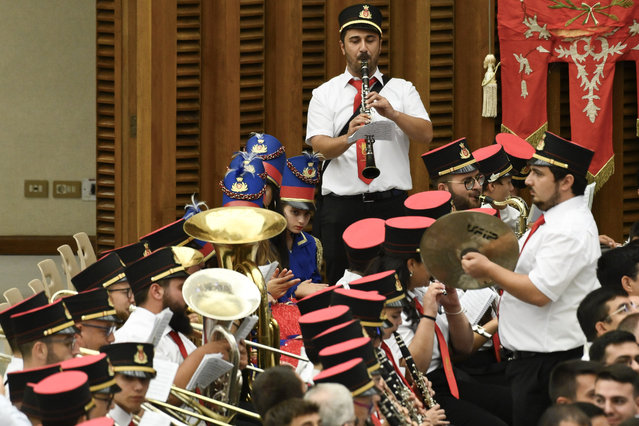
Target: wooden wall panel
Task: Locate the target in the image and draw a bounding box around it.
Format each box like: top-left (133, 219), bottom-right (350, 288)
top-left (239, 0), bottom-right (265, 144)
top-left (301, 1), bottom-right (326, 140)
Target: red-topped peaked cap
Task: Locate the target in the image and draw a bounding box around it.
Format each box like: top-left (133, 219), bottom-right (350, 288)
top-left (349, 270), bottom-right (405, 307)
top-left (532, 132), bottom-right (594, 179)
top-left (296, 285), bottom-right (341, 316)
top-left (495, 132), bottom-right (535, 187)
top-left (312, 319), bottom-right (364, 356)
top-left (72, 252), bottom-right (127, 292)
top-left (7, 363), bottom-right (61, 405)
top-left (342, 218), bottom-right (385, 271)
top-left (472, 144), bottom-right (513, 183)
top-left (313, 357), bottom-right (375, 397)
top-left (330, 288), bottom-right (386, 327)
top-left (0, 291), bottom-right (48, 351)
top-left (319, 336), bottom-right (379, 373)
top-left (33, 371), bottom-right (93, 423)
top-left (60, 353), bottom-right (120, 394)
top-left (11, 299), bottom-right (76, 346)
top-left (383, 216), bottom-right (435, 258)
top-left (298, 305), bottom-right (353, 364)
top-left (404, 191), bottom-right (452, 219)
top-left (421, 138), bottom-right (477, 178)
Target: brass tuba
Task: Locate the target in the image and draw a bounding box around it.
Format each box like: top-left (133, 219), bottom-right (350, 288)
top-left (183, 206), bottom-right (287, 370)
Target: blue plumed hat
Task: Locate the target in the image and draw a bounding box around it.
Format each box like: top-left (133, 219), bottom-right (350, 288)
top-left (245, 133), bottom-right (286, 187)
top-left (228, 151), bottom-right (267, 181)
top-left (220, 164), bottom-right (265, 207)
top-left (280, 152), bottom-right (320, 211)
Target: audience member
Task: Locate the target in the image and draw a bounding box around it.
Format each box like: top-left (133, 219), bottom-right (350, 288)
top-left (263, 398), bottom-right (320, 426)
top-left (594, 364), bottom-right (639, 425)
top-left (251, 365), bottom-right (306, 418)
top-left (590, 330), bottom-right (639, 373)
top-left (549, 360), bottom-right (602, 404)
top-left (619, 313), bottom-right (639, 342)
top-left (538, 403), bottom-right (591, 426)
top-left (304, 383), bottom-right (355, 426)
top-left (578, 287), bottom-right (636, 342)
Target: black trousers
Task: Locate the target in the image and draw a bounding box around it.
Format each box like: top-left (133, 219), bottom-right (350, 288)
top-left (316, 191), bottom-right (407, 284)
top-left (505, 346), bottom-right (583, 426)
top-left (427, 367), bottom-right (512, 426)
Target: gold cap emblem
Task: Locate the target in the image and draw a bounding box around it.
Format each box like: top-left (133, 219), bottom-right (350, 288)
top-left (459, 143), bottom-right (471, 159)
top-left (134, 345), bottom-right (148, 364)
top-left (359, 5), bottom-right (371, 19)
top-left (394, 273), bottom-right (403, 292)
top-left (231, 177), bottom-right (248, 193)
top-left (251, 135), bottom-right (268, 154)
top-left (303, 163), bottom-right (317, 179)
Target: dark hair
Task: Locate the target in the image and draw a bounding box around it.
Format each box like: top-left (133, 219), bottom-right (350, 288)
top-left (548, 360), bottom-right (602, 403)
top-left (548, 164), bottom-right (587, 196)
top-left (572, 401), bottom-right (605, 419)
top-left (252, 366), bottom-right (305, 417)
top-left (133, 278), bottom-right (170, 306)
top-left (538, 403), bottom-right (590, 426)
top-left (577, 287), bottom-right (627, 341)
top-left (589, 330), bottom-right (638, 362)
top-left (619, 313), bottom-right (639, 336)
top-left (265, 180), bottom-right (280, 212)
top-left (263, 398), bottom-right (319, 426)
top-left (597, 242), bottom-right (639, 289)
top-left (630, 222), bottom-right (639, 242)
top-left (366, 252), bottom-right (422, 326)
top-left (597, 363), bottom-right (639, 396)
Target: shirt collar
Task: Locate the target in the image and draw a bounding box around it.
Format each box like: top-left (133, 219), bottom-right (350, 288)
top-left (109, 403), bottom-right (133, 424)
top-left (543, 195), bottom-right (584, 223)
top-left (341, 67), bottom-right (384, 87)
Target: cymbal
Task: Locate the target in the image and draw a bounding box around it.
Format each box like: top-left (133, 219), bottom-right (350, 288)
top-left (420, 211), bottom-right (519, 290)
top-left (183, 206), bottom-right (287, 245)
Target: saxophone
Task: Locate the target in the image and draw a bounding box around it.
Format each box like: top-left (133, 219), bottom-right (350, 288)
top-left (479, 194), bottom-right (529, 238)
top-left (393, 332), bottom-right (438, 409)
top-left (359, 57), bottom-right (380, 180)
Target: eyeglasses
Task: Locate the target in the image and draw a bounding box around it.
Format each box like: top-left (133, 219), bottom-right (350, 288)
top-left (44, 335), bottom-right (76, 349)
top-left (82, 323), bottom-right (117, 337)
top-left (446, 174), bottom-right (485, 190)
top-left (107, 287), bottom-right (133, 298)
top-left (604, 302), bottom-right (637, 323)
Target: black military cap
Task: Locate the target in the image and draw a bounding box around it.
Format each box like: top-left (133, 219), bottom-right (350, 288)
top-left (125, 246), bottom-right (201, 295)
top-left (11, 300), bottom-right (76, 346)
top-left (7, 363), bottom-right (61, 405)
top-left (404, 190), bottom-right (453, 219)
top-left (140, 218), bottom-right (194, 252)
top-left (421, 138), bottom-right (477, 178)
top-left (61, 353), bottom-right (121, 394)
top-left (342, 218), bottom-right (385, 273)
top-left (64, 287), bottom-right (119, 323)
top-left (532, 132), bottom-right (594, 179)
top-left (313, 358), bottom-right (375, 397)
top-left (100, 241), bottom-right (149, 266)
top-left (319, 337), bottom-right (379, 373)
top-left (299, 305), bottom-right (353, 364)
top-left (349, 270), bottom-right (405, 307)
top-left (20, 383), bottom-right (41, 419)
top-left (0, 291), bottom-right (48, 351)
top-left (72, 252), bottom-right (127, 292)
top-left (312, 319), bottom-right (364, 355)
top-left (296, 285), bottom-right (340, 316)
top-left (473, 144), bottom-right (513, 183)
top-left (33, 371), bottom-right (94, 423)
top-left (330, 288), bottom-right (386, 327)
top-left (383, 216), bottom-right (435, 257)
top-left (495, 132), bottom-right (535, 188)
top-left (339, 4), bottom-right (382, 36)
top-left (100, 342), bottom-right (156, 379)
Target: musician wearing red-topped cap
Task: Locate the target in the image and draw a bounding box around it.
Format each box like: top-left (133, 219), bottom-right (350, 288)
top-left (462, 132), bottom-right (601, 426)
top-left (306, 3), bottom-right (432, 285)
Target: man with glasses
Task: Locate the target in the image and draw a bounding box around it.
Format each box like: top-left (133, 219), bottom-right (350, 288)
top-left (578, 287), bottom-right (638, 346)
top-left (72, 252), bottom-right (136, 322)
top-left (63, 287), bottom-right (121, 352)
top-left (10, 300), bottom-right (77, 370)
top-left (421, 138), bottom-right (482, 211)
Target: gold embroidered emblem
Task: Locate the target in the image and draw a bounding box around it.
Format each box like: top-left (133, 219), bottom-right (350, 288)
top-left (143, 242), bottom-right (152, 256)
top-left (231, 177), bottom-right (248, 193)
top-left (107, 362), bottom-right (115, 377)
top-left (520, 164), bottom-right (531, 175)
top-left (359, 5), bottom-right (371, 19)
top-left (489, 172), bottom-right (500, 182)
top-left (360, 143), bottom-right (367, 156)
top-left (243, 160), bottom-right (255, 174)
top-left (134, 345), bottom-right (148, 364)
top-left (459, 143), bottom-right (471, 159)
top-left (251, 135), bottom-right (268, 154)
top-left (303, 163), bottom-right (317, 179)
top-left (536, 139), bottom-right (545, 151)
top-left (394, 274), bottom-right (403, 292)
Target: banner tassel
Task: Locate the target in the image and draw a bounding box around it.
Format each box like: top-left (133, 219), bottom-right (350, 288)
top-left (482, 54), bottom-right (499, 118)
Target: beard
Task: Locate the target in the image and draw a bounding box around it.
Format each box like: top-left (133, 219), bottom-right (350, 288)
top-left (449, 187), bottom-right (480, 211)
top-left (532, 184), bottom-right (561, 212)
top-left (164, 294), bottom-right (193, 336)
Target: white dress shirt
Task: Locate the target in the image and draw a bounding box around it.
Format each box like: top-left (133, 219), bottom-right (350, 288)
top-left (108, 403), bottom-right (133, 426)
top-left (305, 68), bottom-right (430, 196)
top-left (499, 196), bottom-right (601, 352)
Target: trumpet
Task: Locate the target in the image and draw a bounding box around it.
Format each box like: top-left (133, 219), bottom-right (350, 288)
top-left (359, 56), bottom-right (380, 180)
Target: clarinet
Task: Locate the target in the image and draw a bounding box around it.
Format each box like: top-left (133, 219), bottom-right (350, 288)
top-left (376, 388), bottom-right (407, 426)
top-left (376, 348), bottom-right (424, 424)
top-left (359, 57), bottom-right (380, 180)
top-left (393, 332), bottom-right (438, 409)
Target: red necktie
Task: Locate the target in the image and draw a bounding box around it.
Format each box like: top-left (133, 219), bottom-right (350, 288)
top-left (349, 78), bottom-right (377, 184)
top-left (168, 330), bottom-right (189, 359)
top-left (520, 214), bottom-right (545, 253)
top-left (380, 341), bottom-right (415, 393)
top-left (414, 299), bottom-right (459, 399)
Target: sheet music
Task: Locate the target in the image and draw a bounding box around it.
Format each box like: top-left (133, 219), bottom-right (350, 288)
top-left (259, 261), bottom-right (279, 283)
top-left (151, 308), bottom-right (173, 347)
top-left (235, 315), bottom-right (258, 341)
top-left (459, 288), bottom-right (497, 326)
top-left (185, 353), bottom-right (233, 391)
top-left (146, 358), bottom-right (179, 402)
top-left (347, 120), bottom-right (395, 144)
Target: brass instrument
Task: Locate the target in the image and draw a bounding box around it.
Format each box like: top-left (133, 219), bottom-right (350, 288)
top-left (479, 194), bottom-right (529, 239)
top-left (138, 402), bottom-right (190, 426)
top-left (183, 206), bottom-right (287, 370)
top-left (359, 56), bottom-right (380, 180)
top-left (393, 332), bottom-right (437, 409)
top-left (50, 289), bottom-right (77, 302)
top-left (182, 268), bottom-right (261, 418)
top-left (147, 399), bottom-right (232, 426)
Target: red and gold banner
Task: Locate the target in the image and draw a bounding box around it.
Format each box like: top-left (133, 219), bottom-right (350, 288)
top-left (498, 0), bottom-right (639, 189)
